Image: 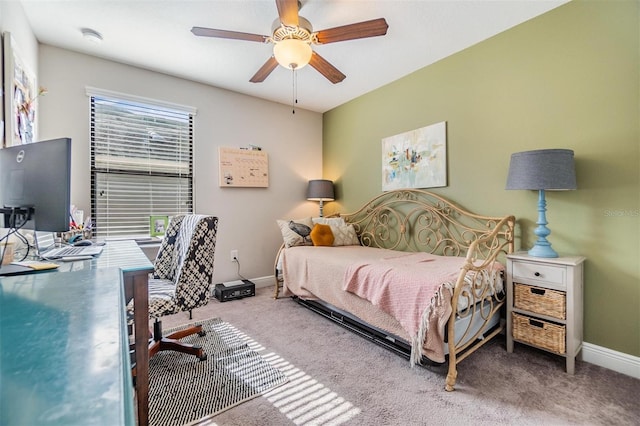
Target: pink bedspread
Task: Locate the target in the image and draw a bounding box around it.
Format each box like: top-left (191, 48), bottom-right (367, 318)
top-left (343, 252), bottom-right (468, 364)
top-left (282, 246), bottom-right (504, 364)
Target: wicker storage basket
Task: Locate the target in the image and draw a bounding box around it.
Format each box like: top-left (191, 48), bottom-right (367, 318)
top-left (512, 312), bottom-right (566, 354)
top-left (514, 283), bottom-right (566, 319)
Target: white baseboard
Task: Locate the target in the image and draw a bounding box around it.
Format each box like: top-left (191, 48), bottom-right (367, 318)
top-left (249, 275), bottom-right (275, 289)
top-left (580, 343), bottom-right (639, 379)
top-left (249, 276), bottom-right (640, 379)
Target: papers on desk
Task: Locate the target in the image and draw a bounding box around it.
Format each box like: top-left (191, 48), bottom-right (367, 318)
top-left (12, 261), bottom-right (59, 271)
top-left (0, 261), bottom-right (59, 276)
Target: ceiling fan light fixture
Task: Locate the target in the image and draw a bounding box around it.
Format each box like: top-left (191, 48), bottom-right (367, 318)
top-left (273, 38), bottom-right (312, 70)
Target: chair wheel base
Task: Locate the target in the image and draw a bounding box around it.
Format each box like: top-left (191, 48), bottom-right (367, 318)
top-left (146, 322), bottom-right (208, 362)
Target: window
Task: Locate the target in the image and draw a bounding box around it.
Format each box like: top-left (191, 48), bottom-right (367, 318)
top-left (89, 89), bottom-right (195, 238)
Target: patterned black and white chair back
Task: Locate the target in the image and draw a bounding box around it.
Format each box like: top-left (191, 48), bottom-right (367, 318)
top-left (148, 214), bottom-right (218, 319)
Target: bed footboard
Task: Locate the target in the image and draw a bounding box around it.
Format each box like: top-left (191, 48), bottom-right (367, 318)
top-left (445, 215), bottom-right (515, 391)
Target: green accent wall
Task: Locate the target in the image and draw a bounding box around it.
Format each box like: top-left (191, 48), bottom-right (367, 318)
top-left (323, 1), bottom-right (639, 357)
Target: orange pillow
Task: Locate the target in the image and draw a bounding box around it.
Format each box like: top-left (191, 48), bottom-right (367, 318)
top-left (310, 223), bottom-right (335, 246)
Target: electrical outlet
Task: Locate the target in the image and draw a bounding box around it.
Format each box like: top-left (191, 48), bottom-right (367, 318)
top-left (230, 250), bottom-right (238, 262)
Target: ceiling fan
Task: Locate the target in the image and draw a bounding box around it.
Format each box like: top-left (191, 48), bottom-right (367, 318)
top-left (191, 0), bottom-right (389, 84)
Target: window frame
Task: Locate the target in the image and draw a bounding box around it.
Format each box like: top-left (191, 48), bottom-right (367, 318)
top-left (87, 87), bottom-right (196, 239)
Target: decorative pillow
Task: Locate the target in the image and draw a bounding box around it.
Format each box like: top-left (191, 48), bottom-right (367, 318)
top-left (310, 223), bottom-right (335, 246)
top-left (277, 217), bottom-right (314, 247)
top-left (312, 217), bottom-right (346, 227)
top-left (332, 224), bottom-right (360, 246)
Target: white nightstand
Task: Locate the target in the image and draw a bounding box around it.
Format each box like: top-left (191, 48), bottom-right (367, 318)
top-left (506, 252), bottom-right (586, 374)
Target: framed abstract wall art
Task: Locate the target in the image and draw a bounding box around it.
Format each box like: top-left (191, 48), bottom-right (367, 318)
top-left (382, 121), bottom-right (447, 191)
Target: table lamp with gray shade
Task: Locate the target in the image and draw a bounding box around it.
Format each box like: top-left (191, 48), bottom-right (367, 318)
top-left (506, 149), bottom-right (577, 258)
top-left (307, 179), bottom-right (335, 217)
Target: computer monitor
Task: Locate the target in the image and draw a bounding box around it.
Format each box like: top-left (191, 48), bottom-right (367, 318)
top-left (0, 138), bottom-right (72, 232)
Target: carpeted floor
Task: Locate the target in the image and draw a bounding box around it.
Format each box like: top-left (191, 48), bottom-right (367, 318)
top-left (159, 287), bottom-right (640, 425)
top-left (148, 318), bottom-right (288, 426)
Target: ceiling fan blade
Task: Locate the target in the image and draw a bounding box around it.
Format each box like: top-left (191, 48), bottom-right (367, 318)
top-left (309, 52), bottom-right (346, 84)
top-left (276, 0), bottom-right (299, 27)
top-left (191, 27), bottom-right (268, 43)
top-left (315, 18), bottom-right (389, 44)
top-left (250, 57), bottom-right (279, 83)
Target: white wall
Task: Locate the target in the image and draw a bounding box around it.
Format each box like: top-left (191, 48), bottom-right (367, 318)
top-left (37, 44), bottom-right (324, 283)
top-left (0, 1), bottom-right (37, 68)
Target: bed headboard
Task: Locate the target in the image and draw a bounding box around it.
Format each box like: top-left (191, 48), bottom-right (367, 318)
top-left (342, 189), bottom-right (515, 261)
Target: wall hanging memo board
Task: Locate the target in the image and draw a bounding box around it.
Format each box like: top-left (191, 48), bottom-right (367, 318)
top-left (3, 31), bottom-right (39, 147)
top-left (219, 147), bottom-right (269, 187)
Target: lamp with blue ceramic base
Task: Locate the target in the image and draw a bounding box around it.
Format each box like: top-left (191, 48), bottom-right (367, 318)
top-left (506, 149), bottom-right (577, 258)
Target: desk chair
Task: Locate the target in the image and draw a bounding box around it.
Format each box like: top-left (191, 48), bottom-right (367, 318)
top-left (146, 214), bottom-right (218, 361)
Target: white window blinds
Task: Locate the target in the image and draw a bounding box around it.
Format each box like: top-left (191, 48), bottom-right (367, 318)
top-left (90, 93), bottom-right (194, 238)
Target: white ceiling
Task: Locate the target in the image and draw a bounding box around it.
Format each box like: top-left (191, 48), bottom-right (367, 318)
top-left (20, 0), bottom-right (567, 113)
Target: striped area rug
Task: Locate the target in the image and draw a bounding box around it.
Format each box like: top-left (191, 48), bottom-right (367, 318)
top-left (148, 318), bottom-right (288, 426)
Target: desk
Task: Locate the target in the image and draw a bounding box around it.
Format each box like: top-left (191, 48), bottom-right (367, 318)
top-left (0, 240), bottom-right (152, 426)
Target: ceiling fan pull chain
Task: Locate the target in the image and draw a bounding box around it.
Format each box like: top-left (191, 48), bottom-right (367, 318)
top-left (291, 65), bottom-right (297, 114)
